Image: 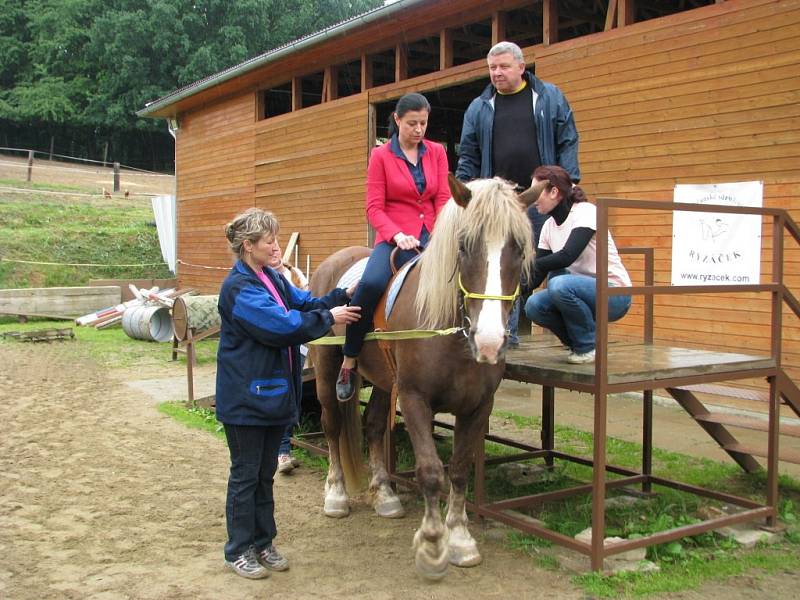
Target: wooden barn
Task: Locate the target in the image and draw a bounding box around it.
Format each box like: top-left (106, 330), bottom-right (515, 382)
top-left (139, 0), bottom-right (800, 381)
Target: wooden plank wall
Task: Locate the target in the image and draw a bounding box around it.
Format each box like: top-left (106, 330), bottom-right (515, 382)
top-left (175, 94), bottom-right (256, 292)
top-left (254, 94), bottom-right (370, 269)
top-left (535, 0), bottom-right (800, 381)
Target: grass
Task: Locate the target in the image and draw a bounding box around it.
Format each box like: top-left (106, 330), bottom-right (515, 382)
top-left (0, 185), bottom-right (172, 288)
top-left (0, 177), bottom-right (96, 194)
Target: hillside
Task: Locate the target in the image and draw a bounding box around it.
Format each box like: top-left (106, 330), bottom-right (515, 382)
top-left (0, 163), bottom-right (174, 289)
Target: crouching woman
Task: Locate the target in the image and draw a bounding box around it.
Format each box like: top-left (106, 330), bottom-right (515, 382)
top-left (216, 208), bottom-right (360, 579)
top-left (524, 165), bottom-right (632, 364)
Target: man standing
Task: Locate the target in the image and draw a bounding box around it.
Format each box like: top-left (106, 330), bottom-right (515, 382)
top-left (456, 41), bottom-right (580, 347)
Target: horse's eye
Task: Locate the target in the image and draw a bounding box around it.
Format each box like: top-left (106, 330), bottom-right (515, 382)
top-left (458, 241), bottom-right (467, 255)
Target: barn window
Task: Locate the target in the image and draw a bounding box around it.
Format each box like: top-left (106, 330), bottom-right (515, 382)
top-left (260, 82), bottom-right (292, 119)
top-left (337, 60), bottom-right (362, 98)
top-left (371, 49), bottom-right (396, 87)
top-left (406, 36), bottom-right (440, 78)
top-left (301, 71), bottom-right (324, 107)
top-left (636, 0), bottom-right (717, 23)
top-left (452, 20), bottom-right (492, 66)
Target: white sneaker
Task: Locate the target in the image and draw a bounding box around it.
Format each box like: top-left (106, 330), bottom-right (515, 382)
top-left (278, 453), bottom-right (294, 474)
top-left (567, 349), bottom-right (595, 364)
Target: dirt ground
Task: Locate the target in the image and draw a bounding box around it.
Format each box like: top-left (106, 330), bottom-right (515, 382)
top-left (1, 340), bottom-right (798, 600)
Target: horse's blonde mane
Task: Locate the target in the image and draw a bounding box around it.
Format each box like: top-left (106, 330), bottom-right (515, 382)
top-left (415, 178), bottom-right (534, 329)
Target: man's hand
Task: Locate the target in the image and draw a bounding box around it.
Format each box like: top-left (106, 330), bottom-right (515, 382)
top-left (331, 305), bottom-right (361, 325)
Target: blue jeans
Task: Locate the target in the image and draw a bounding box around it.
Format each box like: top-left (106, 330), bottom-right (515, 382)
top-left (223, 423), bottom-right (284, 560)
top-left (343, 227), bottom-right (429, 357)
top-left (524, 273), bottom-right (631, 354)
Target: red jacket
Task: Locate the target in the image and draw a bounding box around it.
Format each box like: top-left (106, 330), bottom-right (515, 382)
top-left (366, 139), bottom-right (452, 245)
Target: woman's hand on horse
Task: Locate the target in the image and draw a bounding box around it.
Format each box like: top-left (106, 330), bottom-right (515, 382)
top-left (393, 232), bottom-right (420, 251)
top-left (331, 305), bottom-right (361, 325)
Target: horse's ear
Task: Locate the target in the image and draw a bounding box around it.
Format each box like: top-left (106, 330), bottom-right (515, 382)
top-left (448, 173), bottom-right (472, 208)
top-left (518, 179), bottom-right (548, 207)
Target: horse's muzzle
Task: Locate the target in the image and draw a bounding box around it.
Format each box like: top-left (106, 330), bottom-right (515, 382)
top-left (468, 329), bottom-right (506, 365)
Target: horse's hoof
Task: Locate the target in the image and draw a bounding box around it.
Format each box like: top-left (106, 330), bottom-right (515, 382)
top-left (323, 498), bottom-right (350, 518)
top-left (374, 497), bottom-right (405, 519)
top-left (448, 544), bottom-right (482, 567)
top-left (415, 554), bottom-right (449, 582)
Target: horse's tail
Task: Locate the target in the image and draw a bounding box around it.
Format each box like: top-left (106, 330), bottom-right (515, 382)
top-left (338, 379), bottom-right (367, 496)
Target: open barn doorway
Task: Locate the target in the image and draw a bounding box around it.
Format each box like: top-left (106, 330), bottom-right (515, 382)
top-left (373, 78), bottom-right (488, 173)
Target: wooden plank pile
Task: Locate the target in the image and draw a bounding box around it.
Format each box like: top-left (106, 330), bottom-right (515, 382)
top-left (2, 328), bottom-right (75, 343)
top-left (75, 285), bottom-right (195, 330)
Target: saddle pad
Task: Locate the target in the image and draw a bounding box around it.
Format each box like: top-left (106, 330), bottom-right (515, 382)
top-left (336, 257), bottom-right (369, 291)
top-left (384, 253), bottom-right (422, 321)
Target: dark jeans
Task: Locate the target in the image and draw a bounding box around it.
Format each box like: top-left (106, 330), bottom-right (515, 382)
top-left (279, 353), bottom-right (306, 455)
top-left (223, 423), bottom-right (284, 560)
top-left (343, 227), bottom-right (429, 357)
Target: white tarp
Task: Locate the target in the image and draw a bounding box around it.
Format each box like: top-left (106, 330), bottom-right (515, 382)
top-left (151, 195), bottom-right (176, 274)
top-left (671, 181), bottom-right (763, 286)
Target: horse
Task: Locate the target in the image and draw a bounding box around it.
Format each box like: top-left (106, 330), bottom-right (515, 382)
top-left (309, 175), bottom-right (540, 580)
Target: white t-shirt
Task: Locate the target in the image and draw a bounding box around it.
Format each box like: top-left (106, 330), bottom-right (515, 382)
top-left (538, 202), bottom-right (632, 288)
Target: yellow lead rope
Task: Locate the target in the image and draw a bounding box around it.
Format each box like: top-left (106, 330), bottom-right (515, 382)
top-left (307, 327), bottom-right (463, 346)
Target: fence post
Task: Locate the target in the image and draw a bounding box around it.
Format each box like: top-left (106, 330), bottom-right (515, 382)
top-left (49, 137), bottom-right (54, 161)
top-left (27, 150), bottom-right (34, 182)
top-left (113, 162), bottom-right (120, 192)
top-left (103, 142), bottom-right (109, 168)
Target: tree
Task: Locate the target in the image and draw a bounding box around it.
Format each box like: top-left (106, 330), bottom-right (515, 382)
top-left (0, 0), bottom-right (382, 163)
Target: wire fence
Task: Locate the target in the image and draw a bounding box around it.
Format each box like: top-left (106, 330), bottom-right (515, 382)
top-left (0, 147), bottom-right (175, 197)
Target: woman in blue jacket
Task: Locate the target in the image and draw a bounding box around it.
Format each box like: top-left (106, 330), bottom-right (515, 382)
top-left (216, 208), bottom-right (360, 579)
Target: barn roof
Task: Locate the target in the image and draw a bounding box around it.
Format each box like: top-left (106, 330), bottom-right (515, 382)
top-left (138, 0), bottom-right (426, 119)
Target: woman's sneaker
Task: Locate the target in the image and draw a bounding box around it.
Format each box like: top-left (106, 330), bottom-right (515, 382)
top-left (335, 365), bottom-right (357, 401)
top-left (567, 349), bottom-right (596, 364)
top-left (225, 548), bottom-right (270, 579)
top-left (257, 544), bottom-right (289, 571)
top-left (277, 453), bottom-right (294, 474)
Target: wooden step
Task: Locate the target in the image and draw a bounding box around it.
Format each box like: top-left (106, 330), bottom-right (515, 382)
top-left (722, 442), bottom-right (800, 465)
top-left (693, 413), bottom-right (800, 438)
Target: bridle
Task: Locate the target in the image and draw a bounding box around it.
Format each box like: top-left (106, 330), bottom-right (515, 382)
top-left (457, 273), bottom-right (520, 303)
top-left (457, 273), bottom-right (520, 338)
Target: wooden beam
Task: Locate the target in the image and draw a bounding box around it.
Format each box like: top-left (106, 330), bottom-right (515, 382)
top-left (291, 76), bottom-right (302, 111)
top-left (440, 28), bottom-right (454, 70)
top-left (361, 53), bottom-right (373, 91)
top-left (617, 0), bottom-right (635, 28)
top-left (491, 11), bottom-right (506, 45)
top-left (323, 65), bottom-right (339, 101)
top-left (605, 0), bottom-right (618, 31)
top-left (543, 0), bottom-right (558, 47)
top-left (395, 43), bottom-right (407, 82)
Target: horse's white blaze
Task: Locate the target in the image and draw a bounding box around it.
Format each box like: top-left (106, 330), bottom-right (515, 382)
top-left (473, 237), bottom-right (507, 364)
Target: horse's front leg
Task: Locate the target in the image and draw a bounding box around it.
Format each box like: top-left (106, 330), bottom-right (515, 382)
top-left (446, 400), bottom-right (494, 567)
top-left (318, 382), bottom-right (350, 518)
top-left (403, 393), bottom-right (449, 581)
top-left (364, 387), bottom-right (404, 518)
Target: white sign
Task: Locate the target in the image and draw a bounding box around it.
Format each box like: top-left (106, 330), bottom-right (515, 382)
top-left (671, 181), bottom-right (763, 286)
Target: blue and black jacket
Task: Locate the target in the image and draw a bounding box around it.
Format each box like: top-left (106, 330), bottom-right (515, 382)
top-left (215, 260), bottom-right (348, 426)
top-left (455, 70), bottom-right (580, 184)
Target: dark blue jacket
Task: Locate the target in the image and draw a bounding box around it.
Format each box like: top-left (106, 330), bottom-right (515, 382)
top-left (215, 260), bottom-right (348, 426)
top-left (455, 71), bottom-right (580, 184)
